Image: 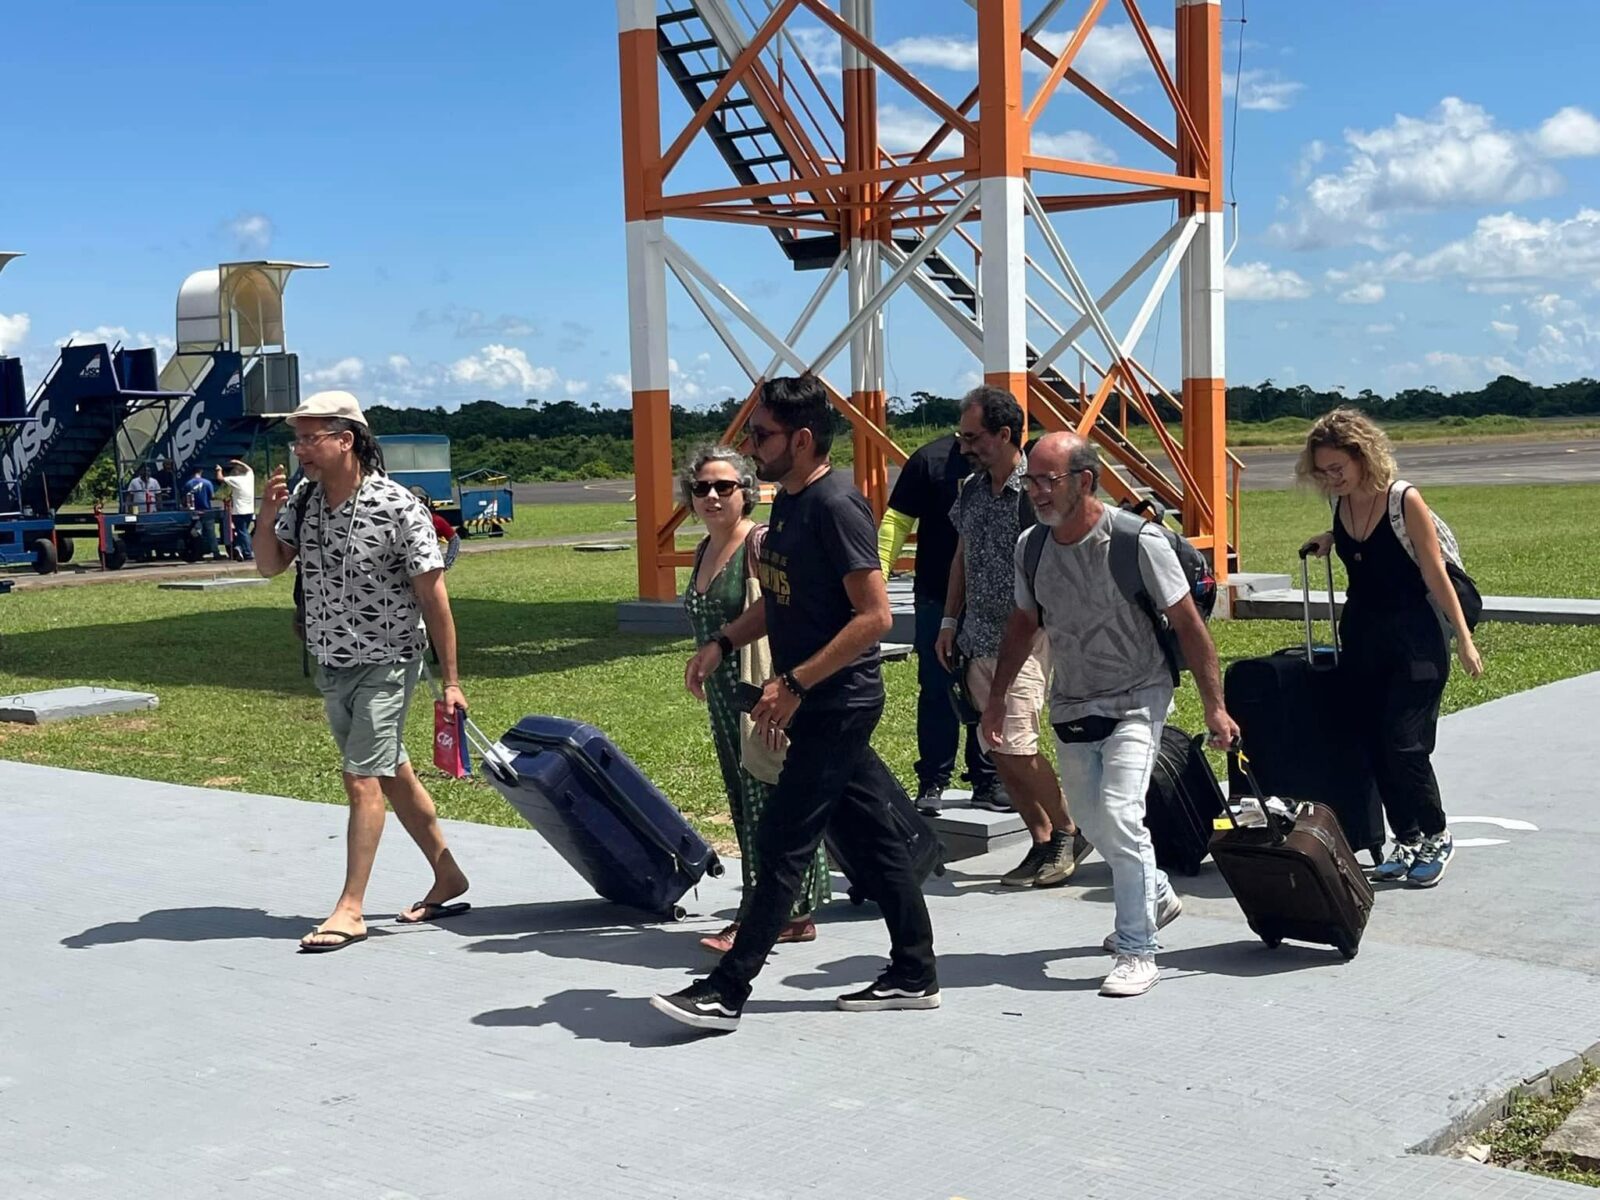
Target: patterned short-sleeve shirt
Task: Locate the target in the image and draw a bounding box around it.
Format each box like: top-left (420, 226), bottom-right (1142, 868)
top-left (949, 454), bottom-right (1031, 659)
top-left (274, 473), bottom-right (444, 668)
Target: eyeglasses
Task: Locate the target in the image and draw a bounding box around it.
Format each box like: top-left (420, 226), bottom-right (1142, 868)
top-left (1311, 463), bottom-right (1352, 480)
top-left (955, 428), bottom-right (989, 445)
top-left (691, 479), bottom-right (741, 499)
top-left (746, 424), bottom-right (788, 447)
top-left (289, 431), bottom-right (342, 449)
top-left (1021, 468), bottom-right (1089, 492)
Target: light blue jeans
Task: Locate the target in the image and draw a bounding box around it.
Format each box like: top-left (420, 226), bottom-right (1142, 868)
top-left (1056, 718), bottom-right (1175, 957)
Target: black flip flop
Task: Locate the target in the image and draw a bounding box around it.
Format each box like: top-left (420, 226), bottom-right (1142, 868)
top-left (297, 928), bottom-right (368, 954)
top-left (397, 900), bottom-right (472, 924)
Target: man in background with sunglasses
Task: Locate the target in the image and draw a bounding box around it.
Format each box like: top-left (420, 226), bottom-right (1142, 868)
top-left (655, 374), bottom-right (938, 1033)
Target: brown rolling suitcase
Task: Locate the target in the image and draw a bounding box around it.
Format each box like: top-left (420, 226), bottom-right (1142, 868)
top-left (1210, 754), bottom-right (1375, 960)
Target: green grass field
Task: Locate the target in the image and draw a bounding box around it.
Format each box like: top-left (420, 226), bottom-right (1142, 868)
top-left (2, 483), bottom-right (1598, 844)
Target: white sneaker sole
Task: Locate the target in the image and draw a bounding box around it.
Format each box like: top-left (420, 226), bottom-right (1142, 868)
top-left (649, 994), bottom-right (740, 1032)
top-left (836, 992), bottom-right (943, 1012)
top-left (1099, 973), bottom-right (1160, 998)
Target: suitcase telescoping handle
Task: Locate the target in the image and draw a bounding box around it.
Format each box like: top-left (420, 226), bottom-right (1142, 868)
top-left (420, 665), bottom-right (520, 787)
top-left (1297, 545), bottom-right (1341, 667)
top-left (1224, 739), bottom-right (1289, 846)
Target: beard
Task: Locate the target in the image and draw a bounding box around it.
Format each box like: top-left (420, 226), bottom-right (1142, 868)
top-left (1035, 504), bottom-right (1063, 527)
top-left (754, 449), bottom-right (792, 482)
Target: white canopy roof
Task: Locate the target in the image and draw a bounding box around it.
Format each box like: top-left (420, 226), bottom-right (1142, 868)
top-left (176, 259), bottom-right (328, 353)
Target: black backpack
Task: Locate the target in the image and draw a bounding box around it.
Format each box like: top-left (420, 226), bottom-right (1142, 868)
top-left (1022, 501), bottom-right (1216, 686)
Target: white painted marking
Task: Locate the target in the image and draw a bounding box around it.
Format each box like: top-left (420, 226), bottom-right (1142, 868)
top-left (1454, 838), bottom-right (1510, 849)
top-left (1453, 816), bottom-right (1539, 831)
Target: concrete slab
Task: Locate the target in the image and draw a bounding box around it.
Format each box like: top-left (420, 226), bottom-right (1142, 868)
top-left (3, 672), bottom-right (1599, 1198)
top-left (155, 577), bottom-right (270, 592)
top-left (1235, 588), bottom-right (1600, 626)
top-left (571, 542), bottom-right (630, 553)
top-left (931, 802), bottom-right (1030, 861)
top-left (0, 686), bottom-right (158, 725)
top-left (1542, 1084), bottom-right (1600, 1168)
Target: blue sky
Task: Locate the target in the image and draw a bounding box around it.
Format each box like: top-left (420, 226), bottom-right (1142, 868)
top-left (1, 1), bottom-right (1597, 412)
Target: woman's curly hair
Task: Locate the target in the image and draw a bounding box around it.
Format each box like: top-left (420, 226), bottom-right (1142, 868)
top-left (1296, 406), bottom-right (1397, 496)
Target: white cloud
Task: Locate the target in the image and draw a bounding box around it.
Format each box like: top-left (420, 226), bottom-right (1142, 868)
top-left (1338, 281), bottom-right (1385, 305)
top-left (58, 326), bottom-right (176, 360)
top-left (876, 103), bottom-right (1110, 163)
top-left (1227, 69), bottom-right (1303, 112)
top-left (227, 212), bottom-right (273, 254)
top-left (305, 356), bottom-right (365, 385)
top-left (1038, 22), bottom-right (1175, 86)
top-left (1271, 98), bottom-right (1600, 249)
top-left (449, 344), bottom-right (558, 392)
top-left (0, 312), bottom-right (29, 354)
top-left (1393, 208), bottom-right (1600, 287)
top-left (1033, 129), bottom-right (1116, 163)
top-left (1525, 293), bottom-right (1565, 318)
top-left (386, 354), bottom-right (412, 371)
top-left (1225, 261), bottom-right (1312, 301)
top-left (1535, 106), bottom-right (1600, 158)
top-left (883, 35), bottom-right (975, 72)
top-left (1489, 320), bottom-right (1519, 340)
top-left (604, 372), bottom-right (633, 397)
top-left (1364, 322), bottom-right (1396, 335)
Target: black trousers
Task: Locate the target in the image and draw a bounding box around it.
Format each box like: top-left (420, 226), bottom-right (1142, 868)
top-left (913, 599), bottom-right (996, 791)
top-left (707, 701), bottom-right (937, 1005)
top-left (1340, 601), bottom-right (1450, 841)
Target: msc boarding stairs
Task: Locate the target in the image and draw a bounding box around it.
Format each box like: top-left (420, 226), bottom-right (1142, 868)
top-left (654, 2), bottom-right (1213, 539)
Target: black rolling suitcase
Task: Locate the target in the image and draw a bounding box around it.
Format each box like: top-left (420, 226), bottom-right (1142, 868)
top-left (470, 715), bottom-right (724, 920)
top-left (1210, 754), bottom-right (1374, 959)
top-left (1145, 727), bottom-right (1225, 876)
top-left (1223, 552), bottom-right (1385, 857)
top-left (825, 751), bottom-right (946, 907)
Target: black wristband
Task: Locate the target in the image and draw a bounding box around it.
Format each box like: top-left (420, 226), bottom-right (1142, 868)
top-left (713, 633), bottom-right (735, 659)
top-left (780, 670), bottom-right (807, 698)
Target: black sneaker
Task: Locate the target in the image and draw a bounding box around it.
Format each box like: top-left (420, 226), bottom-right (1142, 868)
top-left (836, 973), bottom-right (942, 1012)
top-left (650, 980), bottom-right (742, 1032)
top-left (969, 780), bottom-right (1012, 812)
top-left (915, 782), bottom-right (947, 816)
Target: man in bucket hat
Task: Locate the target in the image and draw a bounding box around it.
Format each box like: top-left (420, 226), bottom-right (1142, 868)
top-left (254, 390), bottom-right (472, 952)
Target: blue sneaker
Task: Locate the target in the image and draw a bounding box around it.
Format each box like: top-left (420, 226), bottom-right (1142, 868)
top-left (1406, 830), bottom-right (1454, 888)
top-left (1373, 840), bottom-right (1420, 883)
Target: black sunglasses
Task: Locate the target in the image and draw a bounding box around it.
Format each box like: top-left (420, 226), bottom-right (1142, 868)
top-left (691, 479), bottom-right (741, 498)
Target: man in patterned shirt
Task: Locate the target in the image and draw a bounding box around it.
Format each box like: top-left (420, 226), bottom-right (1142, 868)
top-left (936, 387), bottom-right (1088, 889)
top-left (254, 390), bottom-right (471, 953)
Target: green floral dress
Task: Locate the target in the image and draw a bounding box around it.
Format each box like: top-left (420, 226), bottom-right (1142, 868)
top-left (685, 536), bottom-right (830, 921)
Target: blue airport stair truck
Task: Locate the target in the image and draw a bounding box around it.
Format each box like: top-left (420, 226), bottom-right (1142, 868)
top-left (0, 250), bottom-right (56, 576)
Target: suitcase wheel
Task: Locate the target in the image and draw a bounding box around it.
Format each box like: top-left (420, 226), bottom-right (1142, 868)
top-left (1335, 939), bottom-right (1358, 961)
top-left (847, 887), bottom-right (865, 907)
top-left (1261, 935), bottom-right (1283, 950)
top-left (668, 904), bottom-right (687, 922)
top-left (932, 863), bottom-right (946, 878)
top-left (706, 855), bottom-right (726, 879)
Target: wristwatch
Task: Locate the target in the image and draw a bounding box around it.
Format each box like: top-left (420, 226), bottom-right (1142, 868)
top-left (713, 632), bottom-right (735, 659)
top-left (780, 670), bottom-right (808, 698)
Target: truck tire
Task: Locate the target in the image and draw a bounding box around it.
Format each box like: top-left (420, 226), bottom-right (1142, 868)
top-left (31, 538), bottom-right (58, 575)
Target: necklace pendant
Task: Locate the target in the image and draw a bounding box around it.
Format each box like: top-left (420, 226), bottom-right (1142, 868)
top-left (1353, 551), bottom-right (1362, 562)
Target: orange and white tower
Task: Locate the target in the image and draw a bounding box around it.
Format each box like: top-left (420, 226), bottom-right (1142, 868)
top-left (618, 0), bottom-right (1237, 605)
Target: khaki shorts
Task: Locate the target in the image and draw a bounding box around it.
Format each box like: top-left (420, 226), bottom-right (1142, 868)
top-left (314, 659), bottom-right (422, 777)
top-left (966, 632), bottom-right (1050, 757)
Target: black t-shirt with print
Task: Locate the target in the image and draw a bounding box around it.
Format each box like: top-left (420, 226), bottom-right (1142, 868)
top-left (757, 469), bottom-right (884, 710)
top-left (886, 433), bottom-right (969, 603)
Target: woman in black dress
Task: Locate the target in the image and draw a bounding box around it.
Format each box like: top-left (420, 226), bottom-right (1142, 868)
top-left (1297, 408), bottom-right (1483, 887)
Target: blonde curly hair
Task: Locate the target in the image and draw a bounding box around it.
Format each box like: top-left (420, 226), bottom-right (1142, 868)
top-left (1295, 407), bottom-right (1398, 496)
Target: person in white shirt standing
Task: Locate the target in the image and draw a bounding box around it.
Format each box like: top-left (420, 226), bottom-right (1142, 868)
top-left (216, 459), bottom-right (256, 561)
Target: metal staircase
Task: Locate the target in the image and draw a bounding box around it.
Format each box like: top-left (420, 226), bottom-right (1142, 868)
top-left (651, 0), bottom-right (1199, 520)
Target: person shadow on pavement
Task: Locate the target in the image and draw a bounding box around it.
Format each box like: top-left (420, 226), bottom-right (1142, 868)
top-left (61, 906), bottom-right (319, 948)
top-left (474, 987), bottom-right (838, 1047)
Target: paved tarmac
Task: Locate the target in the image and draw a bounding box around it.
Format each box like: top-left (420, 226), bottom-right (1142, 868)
top-left (514, 437), bottom-right (1600, 504)
top-left (3, 672), bottom-right (1598, 1198)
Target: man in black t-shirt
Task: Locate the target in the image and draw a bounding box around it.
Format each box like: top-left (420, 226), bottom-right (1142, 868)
top-left (878, 434), bottom-right (1000, 813)
top-left (653, 375), bottom-right (939, 1034)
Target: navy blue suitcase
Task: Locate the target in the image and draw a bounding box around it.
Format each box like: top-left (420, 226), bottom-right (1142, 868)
top-left (477, 716), bottom-right (723, 920)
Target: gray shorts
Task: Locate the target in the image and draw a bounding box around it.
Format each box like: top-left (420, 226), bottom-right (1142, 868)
top-left (314, 659), bottom-right (422, 777)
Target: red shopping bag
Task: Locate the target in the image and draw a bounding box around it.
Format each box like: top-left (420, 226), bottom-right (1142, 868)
top-left (433, 702), bottom-right (472, 778)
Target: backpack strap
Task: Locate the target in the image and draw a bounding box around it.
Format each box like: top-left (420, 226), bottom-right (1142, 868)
top-left (1386, 479), bottom-right (1418, 564)
top-left (291, 480), bottom-right (317, 543)
top-left (1107, 507), bottom-right (1181, 687)
top-left (1021, 522), bottom-right (1052, 619)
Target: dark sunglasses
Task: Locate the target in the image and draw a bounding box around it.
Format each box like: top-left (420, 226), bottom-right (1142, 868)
top-left (691, 479), bottom-right (742, 498)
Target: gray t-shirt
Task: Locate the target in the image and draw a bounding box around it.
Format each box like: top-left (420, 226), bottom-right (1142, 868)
top-left (1013, 506), bottom-right (1190, 724)
top-left (274, 473), bottom-right (445, 668)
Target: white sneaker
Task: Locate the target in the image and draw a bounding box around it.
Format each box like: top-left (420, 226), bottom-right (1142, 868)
top-left (1099, 953), bottom-right (1160, 998)
top-left (1102, 892), bottom-right (1183, 953)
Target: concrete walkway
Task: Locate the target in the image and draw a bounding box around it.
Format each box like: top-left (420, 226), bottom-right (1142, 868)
top-left (3, 676), bottom-right (1599, 1199)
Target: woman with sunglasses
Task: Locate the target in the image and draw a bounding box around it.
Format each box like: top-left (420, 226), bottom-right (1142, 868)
top-left (680, 445), bottom-right (829, 952)
top-left (1297, 408), bottom-right (1483, 888)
